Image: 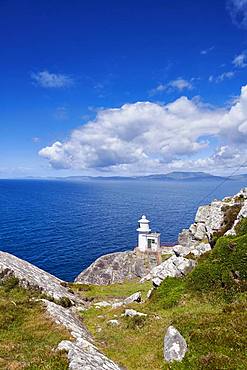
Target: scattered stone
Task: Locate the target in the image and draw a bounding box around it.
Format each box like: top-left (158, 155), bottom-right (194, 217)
top-left (164, 326), bottom-right (187, 363)
top-left (94, 301), bottom-right (111, 308)
top-left (124, 309), bottom-right (147, 317)
top-left (111, 302), bottom-right (123, 309)
top-left (123, 291), bottom-right (141, 304)
top-left (107, 319), bottom-right (119, 326)
top-left (146, 288), bottom-right (154, 299)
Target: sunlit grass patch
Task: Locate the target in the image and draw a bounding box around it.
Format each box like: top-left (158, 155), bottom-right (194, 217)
top-left (0, 279), bottom-right (70, 370)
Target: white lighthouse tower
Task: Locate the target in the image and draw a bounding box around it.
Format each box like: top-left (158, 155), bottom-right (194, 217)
top-left (137, 215), bottom-right (161, 253)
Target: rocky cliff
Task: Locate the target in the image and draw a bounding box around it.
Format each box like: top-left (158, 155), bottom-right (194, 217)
top-left (75, 250), bottom-right (160, 285)
top-left (75, 188), bottom-right (247, 286)
top-left (0, 251), bottom-right (122, 370)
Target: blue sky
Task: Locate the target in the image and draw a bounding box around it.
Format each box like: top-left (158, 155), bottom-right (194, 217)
top-left (1, 0), bottom-right (247, 177)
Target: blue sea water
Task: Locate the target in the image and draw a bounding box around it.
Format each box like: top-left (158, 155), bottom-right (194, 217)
top-left (0, 179), bottom-right (246, 281)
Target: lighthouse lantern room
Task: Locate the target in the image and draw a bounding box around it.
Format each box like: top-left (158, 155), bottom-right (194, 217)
top-left (136, 215), bottom-right (161, 253)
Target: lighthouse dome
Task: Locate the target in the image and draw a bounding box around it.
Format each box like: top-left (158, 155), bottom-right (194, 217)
top-left (138, 215), bottom-right (150, 224)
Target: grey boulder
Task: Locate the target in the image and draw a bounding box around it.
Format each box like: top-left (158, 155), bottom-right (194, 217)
top-left (164, 325), bottom-right (187, 362)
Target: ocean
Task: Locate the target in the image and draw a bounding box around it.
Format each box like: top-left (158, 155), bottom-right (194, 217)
top-left (0, 178), bottom-right (246, 281)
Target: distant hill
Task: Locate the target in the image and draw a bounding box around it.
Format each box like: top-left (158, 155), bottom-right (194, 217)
top-left (231, 173), bottom-right (247, 181)
top-left (139, 171), bottom-right (226, 181)
top-left (59, 171), bottom-right (227, 182)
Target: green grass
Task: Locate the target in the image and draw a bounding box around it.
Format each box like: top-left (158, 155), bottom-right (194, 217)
top-left (70, 279), bottom-right (152, 301)
top-left (0, 278), bottom-right (70, 369)
top-left (79, 230), bottom-right (247, 370)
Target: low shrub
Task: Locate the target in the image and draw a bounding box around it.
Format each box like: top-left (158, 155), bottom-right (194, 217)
top-left (125, 315), bottom-right (146, 330)
top-left (235, 217), bottom-right (247, 237)
top-left (56, 296), bottom-right (73, 308)
top-left (188, 232), bottom-right (247, 296)
top-left (151, 277), bottom-right (186, 309)
top-left (1, 276), bottom-right (19, 292)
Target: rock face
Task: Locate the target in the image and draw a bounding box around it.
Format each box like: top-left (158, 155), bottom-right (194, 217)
top-left (44, 300), bottom-right (120, 370)
top-left (141, 256), bottom-right (196, 286)
top-left (75, 250), bottom-right (159, 285)
top-left (164, 326), bottom-right (187, 362)
top-left (38, 286), bottom-right (123, 368)
top-left (178, 188), bottom-right (247, 250)
top-left (0, 251), bottom-right (79, 303)
top-left (44, 300), bottom-right (122, 370)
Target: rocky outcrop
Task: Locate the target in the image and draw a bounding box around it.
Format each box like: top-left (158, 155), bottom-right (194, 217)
top-left (164, 326), bottom-right (187, 362)
top-left (178, 188), bottom-right (247, 250)
top-left (0, 251), bottom-right (79, 303)
top-left (75, 188), bottom-right (247, 288)
top-left (43, 300), bottom-right (121, 370)
top-left (141, 256), bottom-right (196, 286)
top-left (173, 242), bottom-right (211, 257)
top-left (75, 250), bottom-right (159, 285)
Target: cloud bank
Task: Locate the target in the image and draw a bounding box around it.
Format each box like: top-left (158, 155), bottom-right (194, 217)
top-left (39, 85), bottom-right (247, 175)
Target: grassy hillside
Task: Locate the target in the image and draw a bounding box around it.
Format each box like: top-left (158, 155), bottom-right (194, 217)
top-left (0, 278), bottom-right (69, 370)
top-left (77, 221), bottom-right (247, 370)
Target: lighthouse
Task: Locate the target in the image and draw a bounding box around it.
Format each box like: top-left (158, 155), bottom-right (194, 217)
top-left (137, 215), bottom-right (161, 253)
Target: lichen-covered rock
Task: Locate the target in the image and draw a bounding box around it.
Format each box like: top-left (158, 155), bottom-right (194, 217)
top-left (44, 300), bottom-right (121, 370)
top-left (194, 222), bottom-right (207, 240)
top-left (43, 300), bottom-right (91, 341)
top-left (178, 229), bottom-right (196, 248)
top-left (57, 338), bottom-right (121, 370)
top-left (0, 251), bottom-right (79, 303)
top-left (190, 242), bottom-right (211, 256)
top-left (75, 250), bottom-right (159, 285)
top-left (178, 188), bottom-right (247, 251)
top-left (141, 256), bottom-right (196, 286)
top-left (164, 326), bottom-right (187, 362)
top-left (173, 245), bottom-right (191, 257)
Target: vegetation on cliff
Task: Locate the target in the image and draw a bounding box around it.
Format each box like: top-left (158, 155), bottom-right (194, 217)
top-left (76, 221), bottom-right (247, 370)
top-left (0, 277), bottom-right (69, 370)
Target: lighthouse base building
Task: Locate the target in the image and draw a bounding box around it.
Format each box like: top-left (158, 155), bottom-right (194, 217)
top-left (136, 215), bottom-right (161, 253)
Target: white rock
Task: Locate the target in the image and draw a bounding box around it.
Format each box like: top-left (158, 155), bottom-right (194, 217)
top-left (146, 288), bottom-right (154, 299)
top-left (44, 300), bottom-right (121, 369)
top-left (141, 256), bottom-right (196, 285)
top-left (94, 301), bottom-right (111, 308)
top-left (107, 319), bottom-right (119, 326)
top-left (164, 326), bottom-right (187, 362)
top-left (194, 223), bottom-right (207, 240)
top-left (111, 302), bottom-right (123, 309)
top-left (124, 309), bottom-right (147, 317)
top-left (172, 245), bottom-right (190, 257)
top-left (190, 242), bottom-right (211, 257)
top-left (123, 291), bottom-right (141, 305)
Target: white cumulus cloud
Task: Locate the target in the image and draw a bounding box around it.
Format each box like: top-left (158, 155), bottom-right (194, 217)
top-left (39, 85), bottom-right (247, 175)
top-left (31, 70), bottom-right (74, 88)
